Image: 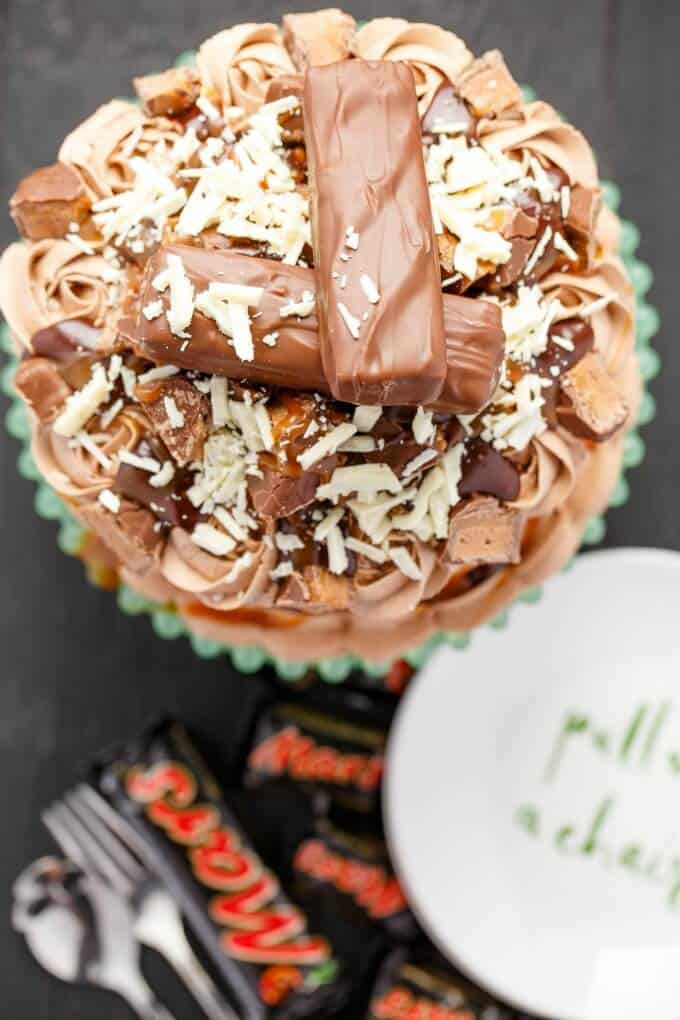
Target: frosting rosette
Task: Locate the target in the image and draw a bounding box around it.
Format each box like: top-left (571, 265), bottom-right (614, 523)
top-left (1, 11), bottom-right (647, 670)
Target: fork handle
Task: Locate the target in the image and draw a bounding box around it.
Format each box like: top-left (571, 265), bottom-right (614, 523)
top-left (122, 981), bottom-right (177, 1020)
top-left (172, 955), bottom-right (237, 1020)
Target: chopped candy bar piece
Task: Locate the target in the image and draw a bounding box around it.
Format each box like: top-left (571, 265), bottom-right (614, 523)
top-left (10, 163), bottom-right (89, 240)
top-left (557, 351), bottom-right (628, 441)
top-left (133, 67), bottom-right (201, 117)
top-left (449, 496), bottom-right (522, 564)
top-left (14, 357), bottom-right (71, 425)
top-left (144, 377), bottom-right (208, 466)
top-left (283, 9), bottom-right (356, 69)
top-left (80, 499), bottom-right (161, 574)
top-left (304, 61), bottom-right (446, 405)
top-left (248, 466), bottom-right (320, 519)
top-left (566, 185), bottom-right (601, 264)
top-left (566, 186), bottom-right (601, 240)
top-left (456, 49), bottom-right (522, 118)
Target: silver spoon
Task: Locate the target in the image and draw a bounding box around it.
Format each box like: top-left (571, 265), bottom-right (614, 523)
top-left (13, 856), bottom-right (175, 1020)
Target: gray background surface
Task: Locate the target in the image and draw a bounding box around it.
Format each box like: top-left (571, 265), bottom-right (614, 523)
top-left (0, 2), bottom-right (677, 1017)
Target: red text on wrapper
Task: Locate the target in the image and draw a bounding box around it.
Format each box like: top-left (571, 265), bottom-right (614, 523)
top-left (294, 838), bottom-right (408, 919)
top-left (126, 761), bottom-right (330, 967)
top-left (249, 724), bottom-right (384, 790)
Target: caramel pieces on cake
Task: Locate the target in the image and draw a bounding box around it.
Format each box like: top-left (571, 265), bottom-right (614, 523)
top-left (283, 9), bottom-right (355, 69)
top-left (303, 61), bottom-right (447, 405)
top-left (133, 67), bottom-right (201, 118)
top-left (10, 163), bottom-right (89, 240)
top-left (557, 351), bottom-right (628, 442)
top-left (455, 50), bottom-right (522, 118)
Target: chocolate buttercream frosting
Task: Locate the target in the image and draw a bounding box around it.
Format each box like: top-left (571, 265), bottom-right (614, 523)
top-left (0, 11), bottom-right (640, 661)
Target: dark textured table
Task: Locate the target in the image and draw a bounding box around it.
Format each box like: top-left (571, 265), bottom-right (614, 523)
top-left (0, 2), bottom-right (677, 1017)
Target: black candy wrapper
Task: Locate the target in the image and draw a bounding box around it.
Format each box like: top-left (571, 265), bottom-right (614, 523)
top-left (291, 818), bottom-right (419, 943)
top-left (367, 945), bottom-right (530, 1019)
top-left (244, 686), bottom-right (396, 817)
top-left (92, 719), bottom-right (349, 1019)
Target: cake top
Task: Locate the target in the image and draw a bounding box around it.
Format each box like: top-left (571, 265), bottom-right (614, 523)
top-left (1, 12), bottom-right (633, 615)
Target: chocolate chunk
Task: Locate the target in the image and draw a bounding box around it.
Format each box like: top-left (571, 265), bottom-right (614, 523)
top-left (79, 499), bottom-right (161, 574)
top-left (113, 460), bottom-right (200, 530)
top-left (144, 377), bottom-right (208, 466)
top-left (10, 163), bottom-right (89, 241)
top-left (304, 61), bottom-right (446, 405)
top-left (264, 73), bottom-right (305, 141)
top-left (502, 208), bottom-right (539, 241)
top-left (133, 67), bottom-right (201, 118)
top-left (456, 49), bottom-right (522, 118)
top-left (133, 246), bottom-right (502, 415)
top-left (14, 357), bottom-right (71, 424)
top-left (535, 319), bottom-right (595, 380)
top-left (449, 497), bottom-right (522, 564)
top-left (557, 351), bottom-right (628, 441)
top-left (116, 218), bottom-right (161, 266)
top-left (283, 9), bottom-right (356, 69)
top-left (248, 466), bottom-right (319, 518)
top-left (31, 318), bottom-right (103, 360)
top-left (494, 237), bottom-right (535, 287)
top-left (422, 83), bottom-right (475, 141)
top-left (435, 295), bottom-right (505, 413)
top-left (460, 439), bottom-right (520, 501)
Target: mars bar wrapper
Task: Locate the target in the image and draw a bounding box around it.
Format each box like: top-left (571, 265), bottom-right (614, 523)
top-left (292, 817), bottom-right (419, 942)
top-left (244, 688), bottom-right (393, 816)
top-left (92, 719), bottom-right (348, 1019)
top-left (367, 946), bottom-right (530, 1019)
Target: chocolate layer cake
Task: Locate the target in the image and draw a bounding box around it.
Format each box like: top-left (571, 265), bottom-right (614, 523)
top-left (0, 12), bottom-right (640, 662)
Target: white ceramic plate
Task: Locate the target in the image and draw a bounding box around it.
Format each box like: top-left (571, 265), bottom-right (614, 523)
top-left (386, 549), bottom-right (680, 1020)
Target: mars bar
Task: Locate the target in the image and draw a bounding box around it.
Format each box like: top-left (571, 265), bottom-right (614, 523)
top-left (303, 60), bottom-right (446, 405)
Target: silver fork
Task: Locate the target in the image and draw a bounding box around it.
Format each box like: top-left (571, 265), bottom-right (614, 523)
top-left (50, 784), bottom-right (236, 1020)
top-left (42, 801), bottom-right (175, 1020)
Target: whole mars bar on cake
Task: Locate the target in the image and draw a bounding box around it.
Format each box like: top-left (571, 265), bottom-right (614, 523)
top-left (93, 719), bottom-right (348, 1019)
top-left (131, 245), bottom-right (504, 414)
top-left (303, 60), bottom-right (447, 406)
top-left (133, 245), bottom-right (327, 392)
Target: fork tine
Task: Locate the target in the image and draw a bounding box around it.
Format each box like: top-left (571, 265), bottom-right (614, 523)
top-left (42, 805), bottom-right (91, 873)
top-left (49, 801), bottom-right (135, 898)
top-left (75, 784), bottom-right (153, 867)
top-left (66, 788), bottom-right (146, 886)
